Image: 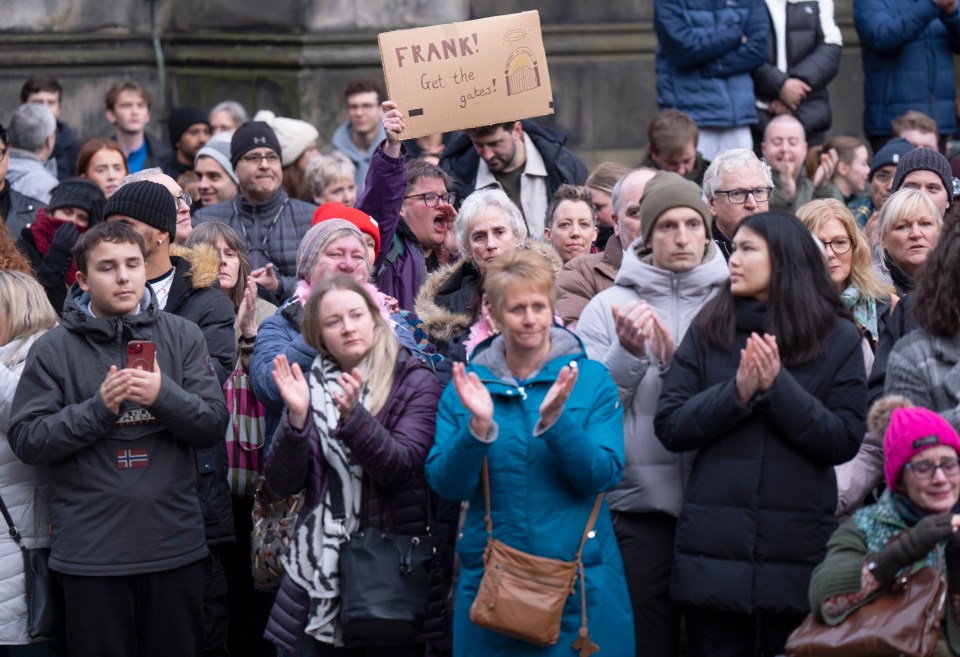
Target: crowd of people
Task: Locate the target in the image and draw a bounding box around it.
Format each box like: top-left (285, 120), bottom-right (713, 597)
top-left (2, 2), bottom-right (960, 656)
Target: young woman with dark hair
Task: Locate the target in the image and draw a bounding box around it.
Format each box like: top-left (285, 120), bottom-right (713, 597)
top-left (654, 210), bottom-right (868, 657)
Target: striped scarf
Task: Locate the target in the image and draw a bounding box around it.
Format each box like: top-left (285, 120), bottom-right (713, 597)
top-left (280, 353), bottom-right (366, 646)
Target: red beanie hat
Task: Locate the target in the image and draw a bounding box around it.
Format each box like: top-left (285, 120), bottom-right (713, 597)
top-left (884, 407), bottom-right (960, 490)
top-left (312, 203), bottom-right (380, 257)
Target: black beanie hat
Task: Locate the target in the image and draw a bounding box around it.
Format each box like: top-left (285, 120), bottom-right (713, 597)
top-left (230, 121), bottom-right (282, 167)
top-left (892, 147), bottom-right (954, 203)
top-left (104, 181), bottom-right (178, 240)
top-left (168, 106), bottom-right (210, 148)
top-left (49, 178), bottom-right (106, 224)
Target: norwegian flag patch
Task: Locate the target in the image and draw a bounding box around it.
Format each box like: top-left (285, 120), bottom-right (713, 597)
top-left (117, 449), bottom-right (149, 469)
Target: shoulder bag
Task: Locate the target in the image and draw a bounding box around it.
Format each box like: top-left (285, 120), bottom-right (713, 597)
top-left (250, 476), bottom-right (305, 591)
top-left (0, 490), bottom-right (61, 640)
top-left (468, 459), bottom-right (602, 656)
top-left (223, 357), bottom-right (266, 499)
top-left (329, 467), bottom-right (438, 642)
top-left (785, 552), bottom-right (946, 657)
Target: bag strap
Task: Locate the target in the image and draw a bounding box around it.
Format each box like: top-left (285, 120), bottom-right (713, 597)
top-left (0, 491), bottom-right (25, 548)
top-left (481, 457), bottom-right (603, 655)
top-left (327, 466), bottom-right (435, 536)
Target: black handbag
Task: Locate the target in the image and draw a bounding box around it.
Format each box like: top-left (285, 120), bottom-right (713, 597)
top-left (0, 490), bottom-right (62, 640)
top-left (327, 468), bottom-right (437, 642)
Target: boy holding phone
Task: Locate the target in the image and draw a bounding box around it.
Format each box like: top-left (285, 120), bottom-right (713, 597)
top-left (9, 214), bottom-right (229, 657)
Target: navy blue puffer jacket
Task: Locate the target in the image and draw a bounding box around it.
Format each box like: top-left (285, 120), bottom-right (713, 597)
top-left (655, 0), bottom-right (770, 127)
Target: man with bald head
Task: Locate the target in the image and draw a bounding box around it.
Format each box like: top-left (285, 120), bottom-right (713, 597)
top-left (760, 114), bottom-right (842, 212)
top-left (556, 167), bottom-right (657, 327)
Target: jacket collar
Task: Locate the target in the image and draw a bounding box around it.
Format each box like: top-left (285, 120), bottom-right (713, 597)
top-left (237, 187), bottom-right (289, 216)
top-left (61, 283), bottom-right (160, 338)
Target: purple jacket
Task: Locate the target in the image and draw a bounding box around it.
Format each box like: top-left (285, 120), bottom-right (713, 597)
top-left (262, 350), bottom-right (445, 652)
top-left (365, 150), bottom-right (428, 312)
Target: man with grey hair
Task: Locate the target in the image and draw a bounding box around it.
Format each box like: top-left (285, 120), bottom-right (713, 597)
top-left (556, 167), bottom-right (657, 327)
top-left (120, 167), bottom-right (195, 244)
top-left (6, 103), bottom-right (58, 203)
top-left (702, 148), bottom-right (773, 259)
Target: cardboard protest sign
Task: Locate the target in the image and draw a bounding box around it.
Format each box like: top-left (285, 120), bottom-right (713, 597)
top-left (378, 11), bottom-right (554, 140)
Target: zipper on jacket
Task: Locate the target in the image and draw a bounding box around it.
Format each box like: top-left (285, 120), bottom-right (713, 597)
top-left (671, 274), bottom-right (681, 342)
top-left (116, 317), bottom-right (125, 367)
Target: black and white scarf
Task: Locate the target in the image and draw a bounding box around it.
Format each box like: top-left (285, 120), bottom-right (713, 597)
top-left (281, 354), bottom-right (366, 645)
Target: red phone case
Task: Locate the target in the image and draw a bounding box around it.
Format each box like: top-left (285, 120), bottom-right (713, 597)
top-left (127, 341), bottom-right (156, 371)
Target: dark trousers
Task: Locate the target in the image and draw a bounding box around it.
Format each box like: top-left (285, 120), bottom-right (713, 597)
top-left (686, 606), bottom-right (806, 657)
top-left (612, 511), bottom-right (682, 657)
top-left (222, 496), bottom-right (276, 657)
top-left (58, 559), bottom-right (204, 657)
top-left (203, 546), bottom-right (230, 656)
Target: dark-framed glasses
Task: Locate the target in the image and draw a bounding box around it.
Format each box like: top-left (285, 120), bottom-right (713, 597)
top-left (821, 237), bottom-right (852, 255)
top-left (714, 187), bottom-right (772, 204)
top-left (903, 457), bottom-right (960, 480)
top-left (404, 192), bottom-right (457, 208)
top-left (240, 152), bottom-right (281, 165)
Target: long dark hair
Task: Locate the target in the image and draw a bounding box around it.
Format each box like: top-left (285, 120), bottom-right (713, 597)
top-left (914, 214), bottom-right (960, 336)
top-left (696, 211), bottom-right (847, 365)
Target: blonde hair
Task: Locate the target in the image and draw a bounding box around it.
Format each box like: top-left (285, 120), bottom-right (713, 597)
top-left (484, 249), bottom-right (556, 323)
top-left (796, 199), bottom-right (895, 301)
top-left (0, 271), bottom-right (58, 366)
top-left (305, 153), bottom-right (356, 199)
top-left (301, 275), bottom-right (398, 414)
top-left (876, 187), bottom-right (943, 277)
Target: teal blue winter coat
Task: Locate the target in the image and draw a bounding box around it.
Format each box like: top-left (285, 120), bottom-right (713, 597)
top-left (425, 328), bottom-right (634, 657)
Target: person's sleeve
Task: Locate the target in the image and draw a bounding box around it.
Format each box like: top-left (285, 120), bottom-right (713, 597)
top-left (835, 430), bottom-right (884, 517)
top-left (537, 363), bottom-right (624, 495)
top-left (577, 298), bottom-right (650, 408)
top-left (147, 324), bottom-right (230, 449)
top-left (275, 273), bottom-right (298, 306)
top-left (357, 142), bottom-right (407, 275)
top-left (886, 338), bottom-right (960, 433)
top-left (263, 412), bottom-right (314, 498)
top-left (868, 294), bottom-right (909, 403)
top-left (335, 367), bottom-right (441, 493)
top-left (555, 262), bottom-right (594, 328)
top-left (808, 521), bottom-right (874, 625)
top-left (940, 4), bottom-right (960, 52)
top-left (196, 292), bottom-right (237, 385)
top-left (788, 0), bottom-right (843, 88)
top-left (653, 0), bottom-right (747, 69)
top-left (701, 0), bottom-right (771, 77)
top-left (761, 328), bottom-right (866, 465)
top-left (250, 313), bottom-right (317, 413)
top-left (0, 363), bottom-right (21, 433)
top-left (425, 383), bottom-right (491, 502)
top-left (9, 341), bottom-right (117, 464)
top-left (654, 328), bottom-right (757, 452)
top-left (753, 63), bottom-right (789, 103)
top-left (855, 0), bottom-right (939, 51)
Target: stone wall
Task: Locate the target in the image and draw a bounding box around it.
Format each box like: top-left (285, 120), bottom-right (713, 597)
top-left (0, 0), bottom-right (870, 168)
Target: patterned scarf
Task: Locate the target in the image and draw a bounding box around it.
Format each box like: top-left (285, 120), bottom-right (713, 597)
top-left (280, 353), bottom-right (367, 646)
top-left (839, 285), bottom-right (879, 347)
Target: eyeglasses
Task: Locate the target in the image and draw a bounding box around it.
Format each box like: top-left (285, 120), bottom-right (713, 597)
top-left (903, 457), bottom-right (960, 479)
top-left (404, 192), bottom-right (457, 208)
top-left (239, 152), bottom-right (281, 165)
top-left (714, 187), bottom-right (773, 204)
top-left (821, 237), bottom-right (852, 255)
top-left (173, 191), bottom-right (192, 208)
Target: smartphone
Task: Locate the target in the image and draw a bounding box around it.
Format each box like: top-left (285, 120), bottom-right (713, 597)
top-left (127, 341), bottom-right (156, 372)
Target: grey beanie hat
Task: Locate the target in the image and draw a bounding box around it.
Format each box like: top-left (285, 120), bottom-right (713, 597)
top-left (892, 147), bottom-right (954, 203)
top-left (195, 131), bottom-right (239, 184)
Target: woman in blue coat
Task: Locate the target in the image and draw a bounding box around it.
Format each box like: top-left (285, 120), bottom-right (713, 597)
top-left (426, 249), bottom-right (633, 657)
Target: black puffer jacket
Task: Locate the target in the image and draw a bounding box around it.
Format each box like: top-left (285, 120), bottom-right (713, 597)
top-left (439, 120), bottom-right (587, 209)
top-left (165, 244), bottom-right (237, 546)
top-left (752, 0), bottom-right (842, 142)
top-left (654, 298), bottom-right (866, 615)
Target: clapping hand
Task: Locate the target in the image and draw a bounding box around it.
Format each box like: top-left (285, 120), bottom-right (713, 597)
top-left (643, 312), bottom-right (676, 364)
top-left (539, 361), bottom-right (579, 428)
top-left (452, 362), bottom-right (494, 438)
top-left (612, 301), bottom-right (654, 358)
top-left (334, 368), bottom-right (364, 420)
top-left (237, 277), bottom-right (259, 340)
top-left (272, 355), bottom-right (310, 430)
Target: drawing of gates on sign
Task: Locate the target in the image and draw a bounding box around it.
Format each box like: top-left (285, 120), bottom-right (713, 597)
top-left (504, 47), bottom-right (541, 96)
